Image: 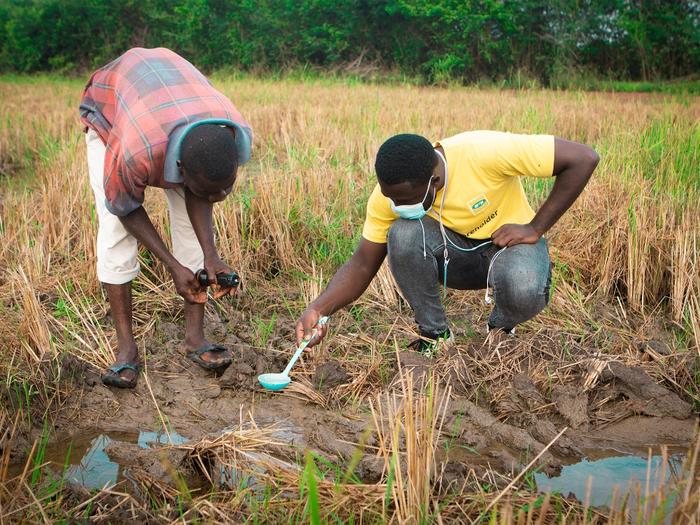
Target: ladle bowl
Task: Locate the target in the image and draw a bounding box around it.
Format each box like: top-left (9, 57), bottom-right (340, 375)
top-left (257, 316), bottom-right (329, 391)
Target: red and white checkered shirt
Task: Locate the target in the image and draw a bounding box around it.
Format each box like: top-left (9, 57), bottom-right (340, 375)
top-left (80, 47), bottom-right (252, 216)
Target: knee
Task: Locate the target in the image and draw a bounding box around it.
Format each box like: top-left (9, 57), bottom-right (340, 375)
top-left (496, 267), bottom-right (550, 318)
top-left (387, 219), bottom-right (423, 257)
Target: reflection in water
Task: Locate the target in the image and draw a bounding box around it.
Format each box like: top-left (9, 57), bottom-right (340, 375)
top-left (56, 430), bottom-right (188, 489)
top-left (535, 454), bottom-right (684, 507)
top-left (65, 434), bottom-right (117, 489)
top-left (138, 430), bottom-right (188, 448)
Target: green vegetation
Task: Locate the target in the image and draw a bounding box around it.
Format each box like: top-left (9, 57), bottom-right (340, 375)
top-left (0, 0), bottom-right (698, 87)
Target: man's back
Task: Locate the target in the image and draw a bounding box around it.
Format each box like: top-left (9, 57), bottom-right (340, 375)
top-left (80, 47), bottom-right (250, 216)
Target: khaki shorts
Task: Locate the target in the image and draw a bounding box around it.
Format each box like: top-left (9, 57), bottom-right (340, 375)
top-left (86, 128), bottom-right (204, 284)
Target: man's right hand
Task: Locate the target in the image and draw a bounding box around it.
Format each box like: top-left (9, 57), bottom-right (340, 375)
top-left (119, 208), bottom-right (208, 303)
top-left (171, 264), bottom-right (207, 304)
top-left (295, 306), bottom-right (329, 348)
top-left (292, 238), bottom-right (387, 348)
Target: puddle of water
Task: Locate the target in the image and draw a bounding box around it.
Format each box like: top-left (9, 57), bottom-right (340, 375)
top-left (64, 434), bottom-right (119, 489)
top-left (41, 429), bottom-right (188, 490)
top-left (535, 453), bottom-right (684, 507)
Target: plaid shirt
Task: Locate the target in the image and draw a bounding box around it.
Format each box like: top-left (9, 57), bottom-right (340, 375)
top-left (80, 47), bottom-right (252, 216)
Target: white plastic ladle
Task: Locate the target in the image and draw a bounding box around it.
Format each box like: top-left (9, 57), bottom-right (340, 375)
top-left (257, 316), bottom-right (329, 391)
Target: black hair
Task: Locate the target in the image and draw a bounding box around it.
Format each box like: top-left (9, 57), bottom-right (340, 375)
top-left (374, 133), bottom-right (437, 186)
top-left (180, 124), bottom-right (238, 182)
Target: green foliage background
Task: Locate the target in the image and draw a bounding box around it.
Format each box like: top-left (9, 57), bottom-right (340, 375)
top-left (0, 0), bottom-right (698, 84)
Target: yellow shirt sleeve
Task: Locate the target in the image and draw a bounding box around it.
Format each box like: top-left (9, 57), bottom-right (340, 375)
top-left (491, 132), bottom-right (555, 178)
top-left (361, 184), bottom-right (395, 244)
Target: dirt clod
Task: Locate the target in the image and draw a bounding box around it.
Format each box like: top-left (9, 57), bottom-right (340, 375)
top-left (314, 430), bottom-right (355, 459)
top-left (512, 374), bottom-right (546, 410)
top-left (490, 448), bottom-right (521, 473)
top-left (356, 455), bottom-right (384, 483)
top-left (396, 351), bottom-right (432, 388)
top-left (498, 373), bottom-right (548, 425)
top-left (552, 385), bottom-right (589, 429)
top-left (644, 340), bottom-right (672, 356)
top-left (60, 354), bottom-right (101, 387)
top-left (447, 398), bottom-right (558, 469)
top-left (104, 442), bottom-right (190, 486)
top-left (605, 362), bottom-right (692, 419)
top-left (220, 345), bottom-right (282, 391)
top-left (313, 360), bottom-right (349, 390)
top-left (529, 420), bottom-right (581, 457)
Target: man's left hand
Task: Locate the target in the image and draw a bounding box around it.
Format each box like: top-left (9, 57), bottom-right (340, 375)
top-left (204, 256), bottom-right (238, 299)
top-left (491, 223), bottom-right (541, 247)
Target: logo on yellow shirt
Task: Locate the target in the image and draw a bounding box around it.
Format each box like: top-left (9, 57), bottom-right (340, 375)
top-left (467, 194), bottom-right (490, 215)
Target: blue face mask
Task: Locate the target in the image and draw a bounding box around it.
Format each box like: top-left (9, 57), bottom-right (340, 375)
top-left (390, 179), bottom-right (435, 220)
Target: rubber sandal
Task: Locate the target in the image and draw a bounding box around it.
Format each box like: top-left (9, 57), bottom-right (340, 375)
top-left (102, 363), bottom-right (141, 389)
top-left (187, 344), bottom-right (232, 370)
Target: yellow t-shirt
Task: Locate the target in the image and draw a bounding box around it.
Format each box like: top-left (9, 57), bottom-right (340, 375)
top-left (362, 131), bottom-right (555, 242)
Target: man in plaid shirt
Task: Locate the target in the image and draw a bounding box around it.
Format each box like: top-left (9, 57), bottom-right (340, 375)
top-left (80, 47), bottom-right (252, 388)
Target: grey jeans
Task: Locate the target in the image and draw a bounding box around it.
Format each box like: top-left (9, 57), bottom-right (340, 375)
top-left (387, 217), bottom-right (551, 335)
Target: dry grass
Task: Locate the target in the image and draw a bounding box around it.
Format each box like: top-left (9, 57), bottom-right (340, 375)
top-left (369, 370), bottom-right (450, 522)
top-left (1, 75), bottom-right (699, 523)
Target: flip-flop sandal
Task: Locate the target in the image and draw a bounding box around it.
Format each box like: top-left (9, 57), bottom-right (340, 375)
top-left (102, 363), bottom-right (141, 389)
top-left (187, 344), bottom-right (232, 371)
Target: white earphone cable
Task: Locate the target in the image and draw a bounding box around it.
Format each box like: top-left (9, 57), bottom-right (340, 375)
top-left (434, 148), bottom-right (504, 303)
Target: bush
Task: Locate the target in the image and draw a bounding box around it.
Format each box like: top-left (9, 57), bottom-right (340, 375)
top-left (0, 0), bottom-right (697, 83)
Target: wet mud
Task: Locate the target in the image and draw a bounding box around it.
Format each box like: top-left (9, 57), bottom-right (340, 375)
top-left (9, 319), bottom-right (699, 502)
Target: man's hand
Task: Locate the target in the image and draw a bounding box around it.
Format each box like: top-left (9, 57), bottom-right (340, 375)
top-left (204, 256), bottom-right (238, 299)
top-left (491, 223), bottom-right (541, 247)
top-left (171, 264), bottom-right (207, 304)
top-left (295, 306), bottom-right (329, 348)
top-left (291, 238), bottom-right (387, 349)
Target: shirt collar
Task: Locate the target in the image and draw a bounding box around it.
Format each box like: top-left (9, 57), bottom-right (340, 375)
top-left (164, 118), bottom-right (252, 184)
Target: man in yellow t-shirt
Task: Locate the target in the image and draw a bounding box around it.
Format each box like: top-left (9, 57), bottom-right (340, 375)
top-left (296, 131), bottom-right (599, 356)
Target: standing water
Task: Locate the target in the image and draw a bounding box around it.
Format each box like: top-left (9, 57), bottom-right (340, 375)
top-left (40, 429), bottom-right (188, 489)
top-left (535, 452), bottom-right (684, 507)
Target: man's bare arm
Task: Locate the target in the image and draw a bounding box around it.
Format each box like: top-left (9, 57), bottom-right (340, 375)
top-left (492, 138), bottom-right (600, 247)
top-left (295, 238), bottom-right (387, 345)
top-left (119, 207), bottom-right (206, 303)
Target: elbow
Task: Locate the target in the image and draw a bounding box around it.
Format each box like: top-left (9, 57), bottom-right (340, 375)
top-left (573, 146), bottom-right (599, 185)
top-left (585, 147), bottom-right (600, 174)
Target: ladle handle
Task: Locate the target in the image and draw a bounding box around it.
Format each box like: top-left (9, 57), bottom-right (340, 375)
top-left (282, 316), bottom-right (330, 376)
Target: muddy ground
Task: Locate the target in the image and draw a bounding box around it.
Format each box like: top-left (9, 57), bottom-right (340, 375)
top-left (6, 305), bottom-right (698, 497)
